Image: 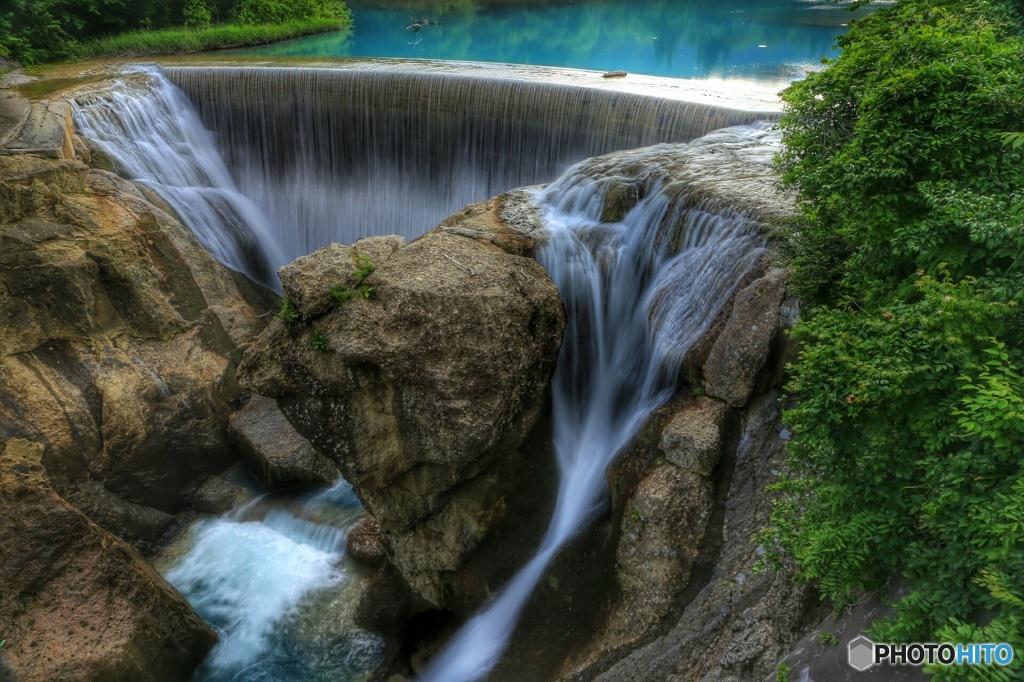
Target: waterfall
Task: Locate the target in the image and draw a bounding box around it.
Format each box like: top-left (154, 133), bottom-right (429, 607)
top-left (70, 70), bottom-right (285, 288)
top-left (421, 125), bottom-right (772, 681)
top-left (164, 66), bottom-right (775, 266)
top-left (71, 66), bottom-right (775, 287)
top-left (67, 64), bottom-right (779, 679)
top-left (161, 477), bottom-right (383, 682)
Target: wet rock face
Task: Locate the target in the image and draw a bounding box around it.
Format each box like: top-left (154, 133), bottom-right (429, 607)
top-left (0, 439), bottom-right (216, 682)
top-left (239, 197), bottom-right (565, 606)
top-left (0, 154), bottom-right (273, 531)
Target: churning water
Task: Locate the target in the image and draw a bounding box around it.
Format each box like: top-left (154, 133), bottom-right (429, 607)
top-left (422, 127), bottom-right (770, 681)
top-left (159, 477), bottom-right (385, 682)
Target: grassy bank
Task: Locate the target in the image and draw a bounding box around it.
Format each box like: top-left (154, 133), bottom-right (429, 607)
top-left (79, 18), bottom-right (347, 59)
top-left (1, 0), bottom-right (351, 64)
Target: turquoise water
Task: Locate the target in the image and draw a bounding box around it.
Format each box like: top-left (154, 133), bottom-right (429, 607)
top-left (236, 0), bottom-right (863, 81)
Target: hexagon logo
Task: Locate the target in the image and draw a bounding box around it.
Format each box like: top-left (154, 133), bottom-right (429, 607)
top-left (848, 635), bottom-right (876, 671)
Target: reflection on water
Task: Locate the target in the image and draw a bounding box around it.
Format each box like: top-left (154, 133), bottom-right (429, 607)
top-left (235, 0), bottom-right (870, 81)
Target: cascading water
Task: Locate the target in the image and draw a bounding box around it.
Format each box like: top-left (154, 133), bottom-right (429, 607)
top-left (421, 125), bottom-right (773, 681)
top-left (69, 62), bottom-right (778, 679)
top-left (165, 66), bottom-right (774, 266)
top-left (71, 65), bottom-right (774, 286)
top-left (71, 70), bottom-right (285, 287)
top-left (160, 476), bottom-right (385, 682)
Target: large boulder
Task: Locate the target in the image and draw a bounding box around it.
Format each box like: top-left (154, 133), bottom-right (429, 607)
top-left (0, 439), bottom-right (216, 682)
top-left (239, 196), bottom-right (564, 605)
top-left (0, 153), bottom-right (274, 531)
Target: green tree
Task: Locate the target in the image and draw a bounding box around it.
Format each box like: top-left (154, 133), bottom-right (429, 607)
top-left (182, 0), bottom-right (212, 28)
top-left (762, 1), bottom-right (1024, 677)
top-left (234, 0), bottom-right (349, 25)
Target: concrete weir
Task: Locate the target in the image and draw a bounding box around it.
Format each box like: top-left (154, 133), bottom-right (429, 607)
top-left (161, 63), bottom-right (781, 265)
top-left (0, 97), bottom-right (76, 159)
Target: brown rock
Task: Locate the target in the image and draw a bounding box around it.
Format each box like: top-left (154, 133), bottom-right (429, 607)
top-left (0, 153), bottom-right (272, 519)
top-left (702, 269), bottom-right (789, 407)
top-left (0, 439), bottom-right (216, 682)
top-left (601, 461), bottom-right (715, 649)
top-left (68, 481), bottom-right (174, 546)
top-left (192, 474), bottom-right (252, 515)
top-left (228, 394), bottom-right (339, 490)
top-left (584, 391), bottom-right (820, 682)
top-left (239, 197), bottom-right (565, 605)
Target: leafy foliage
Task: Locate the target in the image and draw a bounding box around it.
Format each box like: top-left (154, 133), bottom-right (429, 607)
top-left (764, 0), bottom-right (1024, 675)
top-left (234, 0), bottom-right (349, 26)
top-left (309, 327), bottom-right (329, 351)
top-left (277, 297), bottom-right (299, 325)
top-left (182, 0), bottom-right (212, 28)
top-left (330, 255), bottom-right (375, 304)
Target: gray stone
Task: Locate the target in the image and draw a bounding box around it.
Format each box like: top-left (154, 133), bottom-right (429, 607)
top-left (575, 391), bottom-right (821, 682)
top-left (602, 462), bottom-right (714, 649)
top-left (0, 100), bottom-right (75, 159)
top-left (660, 396), bottom-right (728, 476)
top-left (770, 582), bottom-right (928, 682)
top-left (703, 269), bottom-right (789, 407)
top-left (228, 394), bottom-right (340, 490)
top-left (278, 235), bottom-right (405, 320)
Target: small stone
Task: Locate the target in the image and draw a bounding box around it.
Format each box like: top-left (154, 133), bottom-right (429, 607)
top-left (193, 475), bottom-right (252, 514)
top-left (347, 515), bottom-right (387, 568)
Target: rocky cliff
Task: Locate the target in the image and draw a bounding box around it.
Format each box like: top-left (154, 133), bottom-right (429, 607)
top-left (0, 91), bottom-right (277, 680)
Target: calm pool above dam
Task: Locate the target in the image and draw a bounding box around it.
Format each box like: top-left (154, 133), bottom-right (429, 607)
top-left (234, 0), bottom-right (865, 82)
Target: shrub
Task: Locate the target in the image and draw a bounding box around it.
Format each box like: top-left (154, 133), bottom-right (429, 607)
top-left (183, 0), bottom-right (212, 28)
top-left (763, 1), bottom-right (1024, 674)
top-left (330, 254), bottom-right (375, 304)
